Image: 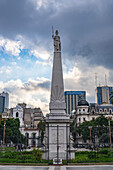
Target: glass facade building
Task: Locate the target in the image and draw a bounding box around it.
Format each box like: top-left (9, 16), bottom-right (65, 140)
top-left (64, 91), bottom-right (86, 115)
top-left (95, 86), bottom-right (113, 105)
top-left (0, 96), bottom-right (5, 114)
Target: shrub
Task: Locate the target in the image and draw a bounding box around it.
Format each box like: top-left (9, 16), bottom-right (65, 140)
top-left (88, 151), bottom-right (96, 159)
top-left (2, 152), bottom-right (17, 159)
top-left (76, 151), bottom-right (89, 155)
top-left (99, 149), bottom-right (109, 154)
top-left (32, 149), bottom-right (43, 161)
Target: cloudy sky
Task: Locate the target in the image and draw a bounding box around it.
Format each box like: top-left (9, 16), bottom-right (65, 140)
top-left (0, 0), bottom-right (113, 115)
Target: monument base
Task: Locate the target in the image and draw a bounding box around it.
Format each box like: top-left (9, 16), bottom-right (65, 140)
top-left (42, 113), bottom-right (75, 160)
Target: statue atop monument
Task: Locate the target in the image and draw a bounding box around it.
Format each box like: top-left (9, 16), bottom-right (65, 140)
top-left (52, 30), bottom-right (61, 52)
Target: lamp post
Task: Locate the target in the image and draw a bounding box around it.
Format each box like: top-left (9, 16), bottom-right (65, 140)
top-left (88, 126), bottom-right (92, 146)
top-left (105, 115), bottom-right (112, 151)
top-left (2, 113), bottom-right (8, 152)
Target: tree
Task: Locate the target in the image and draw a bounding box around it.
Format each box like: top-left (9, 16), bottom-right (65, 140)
top-left (109, 90), bottom-right (113, 104)
top-left (0, 118), bottom-right (26, 145)
top-left (37, 119), bottom-right (45, 145)
top-left (76, 115), bottom-right (113, 144)
top-left (0, 114), bottom-right (2, 123)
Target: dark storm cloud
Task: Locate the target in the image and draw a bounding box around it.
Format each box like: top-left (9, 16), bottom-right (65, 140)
top-left (22, 80), bottom-right (50, 91)
top-left (0, 0), bottom-right (54, 40)
top-left (0, 0), bottom-right (113, 69)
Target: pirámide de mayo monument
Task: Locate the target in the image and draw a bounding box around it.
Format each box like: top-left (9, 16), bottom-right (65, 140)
top-left (42, 30), bottom-right (75, 161)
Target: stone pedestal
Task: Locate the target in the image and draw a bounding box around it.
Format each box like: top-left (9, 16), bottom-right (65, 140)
top-left (42, 114), bottom-right (75, 160)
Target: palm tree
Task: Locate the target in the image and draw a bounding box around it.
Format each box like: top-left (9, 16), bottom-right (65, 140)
top-left (109, 90), bottom-right (113, 104)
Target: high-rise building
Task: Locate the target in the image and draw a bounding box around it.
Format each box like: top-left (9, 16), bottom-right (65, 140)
top-left (64, 91), bottom-right (86, 115)
top-left (0, 96), bottom-right (5, 113)
top-left (0, 91), bottom-right (9, 109)
top-left (95, 86), bottom-right (113, 105)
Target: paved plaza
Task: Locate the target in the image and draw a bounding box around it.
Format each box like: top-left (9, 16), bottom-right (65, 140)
top-left (0, 165), bottom-right (113, 170)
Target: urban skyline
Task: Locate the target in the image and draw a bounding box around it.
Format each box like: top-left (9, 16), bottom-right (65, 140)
top-left (0, 0), bottom-right (113, 115)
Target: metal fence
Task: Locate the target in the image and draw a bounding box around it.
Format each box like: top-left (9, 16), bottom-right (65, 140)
top-left (0, 125), bottom-right (113, 164)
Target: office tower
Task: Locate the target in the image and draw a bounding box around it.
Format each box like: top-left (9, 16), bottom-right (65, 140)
top-left (64, 91), bottom-right (86, 115)
top-left (0, 96), bottom-right (5, 113)
top-left (0, 91), bottom-right (9, 108)
top-left (95, 86), bottom-right (113, 105)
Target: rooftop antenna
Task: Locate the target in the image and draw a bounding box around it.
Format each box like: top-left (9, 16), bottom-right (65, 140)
top-left (95, 73), bottom-right (97, 88)
top-left (105, 74), bottom-right (107, 86)
top-left (52, 26), bottom-right (54, 38)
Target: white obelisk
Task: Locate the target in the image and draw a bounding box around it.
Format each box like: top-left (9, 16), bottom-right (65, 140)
top-left (43, 30), bottom-right (74, 161)
top-left (49, 30), bottom-right (66, 115)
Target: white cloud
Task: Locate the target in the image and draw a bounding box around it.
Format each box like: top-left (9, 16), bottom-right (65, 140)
top-left (36, 60), bottom-right (51, 66)
top-left (0, 78), bottom-right (50, 115)
top-left (0, 37), bottom-right (24, 57)
top-left (0, 70), bottom-right (3, 74)
top-left (0, 66), bottom-right (12, 75)
top-left (12, 62), bottom-right (17, 65)
top-left (31, 48), bottom-right (50, 60)
top-left (64, 58), bottom-right (112, 103)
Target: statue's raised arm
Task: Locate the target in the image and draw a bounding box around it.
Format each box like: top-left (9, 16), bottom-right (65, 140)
top-left (52, 30), bottom-right (61, 52)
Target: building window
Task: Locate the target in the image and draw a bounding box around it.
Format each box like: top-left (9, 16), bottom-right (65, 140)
top-left (92, 110), bottom-right (94, 114)
top-left (16, 112), bottom-right (18, 118)
top-left (109, 109), bottom-right (112, 114)
top-left (79, 132), bottom-right (81, 136)
top-left (32, 133), bottom-right (36, 147)
top-left (25, 133), bottom-right (29, 146)
top-left (92, 117), bottom-right (95, 120)
top-left (79, 109), bottom-right (81, 114)
top-left (99, 109), bottom-right (102, 113)
top-left (79, 118), bottom-right (81, 122)
top-left (83, 109), bottom-right (85, 112)
top-left (104, 109), bottom-right (107, 113)
top-left (83, 118), bottom-right (85, 121)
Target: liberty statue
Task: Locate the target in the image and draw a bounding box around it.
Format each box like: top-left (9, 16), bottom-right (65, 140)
top-left (52, 30), bottom-right (61, 52)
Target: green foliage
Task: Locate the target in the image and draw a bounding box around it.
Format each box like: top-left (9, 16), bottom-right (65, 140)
top-left (99, 148), bottom-right (109, 154)
top-left (32, 149), bottom-right (43, 160)
top-left (1, 152), bottom-right (17, 159)
top-left (70, 119), bottom-right (76, 141)
top-left (110, 90), bottom-right (113, 104)
top-left (0, 114), bottom-right (2, 123)
top-left (70, 150), bottom-right (113, 163)
top-left (37, 119), bottom-right (45, 143)
top-left (76, 151), bottom-right (89, 155)
top-left (88, 151), bottom-right (96, 159)
top-left (76, 115), bottom-right (113, 143)
top-left (0, 118), bottom-right (26, 145)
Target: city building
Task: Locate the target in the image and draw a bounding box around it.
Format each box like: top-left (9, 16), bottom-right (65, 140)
top-left (0, 91), bottom-right (9, 109)
top-left (75, 100), bottom-right (113, 144)
top-left (23, 107), bottom-right (44, 127)
top-left (95, 86), bottom-right (113, 105)
top-left (0, 96), bottom-right (5, 114)
top-left (13, 105), bottom-right (24, 127)
top-left (3, 103), bottom-right (44, 147)
top-left (64, 91), bottom-right (86, 115)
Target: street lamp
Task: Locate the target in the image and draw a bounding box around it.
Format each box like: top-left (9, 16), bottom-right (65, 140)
top-left (2, 113), bottom-right (8, 152)
top-left (88, 126), bottom-right (92, 146)
top-left (105, 115), bottom-right (112, 151)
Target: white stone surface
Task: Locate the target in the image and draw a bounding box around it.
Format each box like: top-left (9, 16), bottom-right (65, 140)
top-left (50, 30), bottom-right (66, 114)
top-left (13, 105), bottom-right (24, 127)
top-left (43, 30), bottom-right (75, 160)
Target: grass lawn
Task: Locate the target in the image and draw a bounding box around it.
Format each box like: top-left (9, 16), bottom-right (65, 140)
top-left (70, 148), bottom-right (113, 163)
top-left (0, 148), bottom-right (113, 164)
